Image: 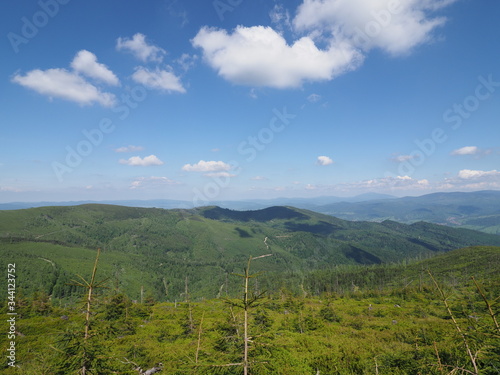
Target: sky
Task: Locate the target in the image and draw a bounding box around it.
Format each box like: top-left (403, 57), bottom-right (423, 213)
top-left (1, 0), bottom-right (500, 206)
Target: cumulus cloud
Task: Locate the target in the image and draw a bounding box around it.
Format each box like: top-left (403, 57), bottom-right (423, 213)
top-left (70, 50), bottom-right (120, 86)
top-left (182, 160), bottom-right (232, 173)
top-left (451, 146), bottom-right (479, 156)
top-left (115, 145), bottom-right (144, 153)
top-left (317, 175), bottom-right (430, 194)
top-left (317, 155), bottom-right (334, 165)
top-left (293, 0), bottom-right (455, 55)
top-left (132, 67), bottom-right (186, 93)
top-left (339, 170), bottom-right (500, 194)
top-left (116, 33), bottom-right (166, 62)
top-left (457, 169), bottom-right (500, 179)
top-left (192, 25), bottom-right (362, 88)
top-left (119, 155), bottom-right (164, 166)
top-left (192, 1), bottom-right (455, 88)
top-left (11, 68), bottom-right (116, 107)
top-left (435, 169), bottom-right (500, 191)
top-left (11, 49), bottom-right (119, 107)
top-left (255, 169), bottom-right (498, 197)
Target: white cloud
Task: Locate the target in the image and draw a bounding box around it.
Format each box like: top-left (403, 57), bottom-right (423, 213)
top-left (344, 170), bottom-right (500, 194)
top-left (317, 155), bottom-right (334, 165)
top-left (457, 169), bottom-right (500, 179)
top-left (70, 50), bottom-right (119, 86)
top-left (116, 33), bottom-right (165, 62)
top-left (192, 25), bottom-right (362, 88)
top-left (132, 67), bottom-right (186, 93)
top-left (115, 145), bottom-right (144, 153)
top-left (182, 160), bottom-right (232, 173)
top-left (251, 176), bottom-right (268, 181)
top-left (119, 155), bottom-right (164, 167)
top-left (451, 146), bottom-right (479, 156)
top-left (192, 1), bottom-right (456, 89)
top-left (337, 175), bottom-right (431, 193)
top-left (293, 0), bottom-right (455, 55)
top-left (11, 68), bottom-right (116, 107)
top-left (435, 169), bottom-right (500, 191)
top-left (130, 176), bottom-right (180, 189)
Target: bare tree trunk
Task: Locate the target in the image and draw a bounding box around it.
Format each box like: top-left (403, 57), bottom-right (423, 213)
top-left (226, 254), bottom-right (271, 375)
top-left (69, 248), bottom-right (104, 375)
top-left (195, 313), bottom-right (205, 364)
top-left (243, 266), bottom-right (249, 375)
top-left (471, 276), bottom-right (500, 333)
top-left (84, 248), bottom-right (100, 341)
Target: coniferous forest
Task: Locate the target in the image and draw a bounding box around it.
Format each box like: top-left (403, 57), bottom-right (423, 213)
top-left (1, 205), bottom-right (499, 374)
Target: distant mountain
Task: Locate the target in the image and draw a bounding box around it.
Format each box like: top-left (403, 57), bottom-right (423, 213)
top-left (313, 190), bottom-right (500, 234)
top-left (1, 203), bottom-right (499, 301)
top-left (0, 199), bottom-right (192, 211)
top-left (0, 193), bottom-right (396, 211)
top-left (212, 193), bottom-right (396, 210)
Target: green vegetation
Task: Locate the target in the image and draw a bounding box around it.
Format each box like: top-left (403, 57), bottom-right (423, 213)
top-left (1, 204), bottom-right (499, 373)
top-left (0, 246), bottom-right (499, 374)
top-left (1, 204), bottom-right (500, 301)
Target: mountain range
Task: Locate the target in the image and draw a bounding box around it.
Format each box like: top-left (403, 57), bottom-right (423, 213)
top-left (1, 203), bottom-right (499, 301)
top-left (2, 191), bottom-right (499, 234)
top-left (311, 190), bottom-right (500, 233)
top-left (0, 192), bottom-right (395, 211)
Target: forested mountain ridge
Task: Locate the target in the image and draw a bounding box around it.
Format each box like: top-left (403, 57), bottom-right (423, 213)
top-left (1, 204), bottom-right (500, 301)
top-left (2, 190), bottom-right (499, 233)
top-left (312, 190), bottom-right (500, 233)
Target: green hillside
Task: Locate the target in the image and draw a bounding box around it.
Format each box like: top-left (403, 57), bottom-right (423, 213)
top-left (1, 204), bottom-right (500, 301)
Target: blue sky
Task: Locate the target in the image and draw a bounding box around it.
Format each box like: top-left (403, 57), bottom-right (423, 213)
top-left (1, 0), bottom-right (499, 205)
